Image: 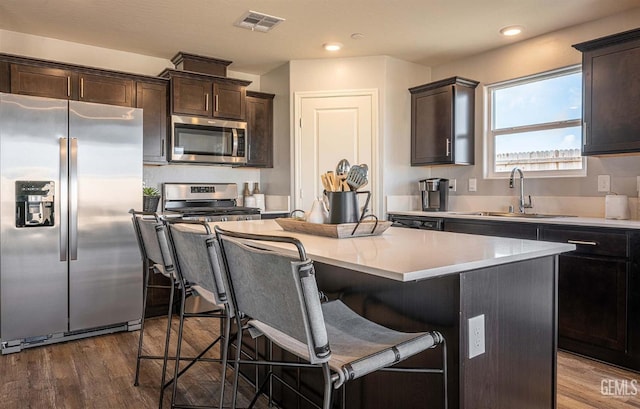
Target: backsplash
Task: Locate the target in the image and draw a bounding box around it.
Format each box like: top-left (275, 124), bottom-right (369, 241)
top-left (386, 195), bottom-right (640, 220)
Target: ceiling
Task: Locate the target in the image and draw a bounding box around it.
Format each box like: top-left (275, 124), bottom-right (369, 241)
top-left (1, 0), bottom-right (639, 75)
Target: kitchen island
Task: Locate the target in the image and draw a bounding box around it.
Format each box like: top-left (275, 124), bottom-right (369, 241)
top-left (213, 220), bottom-right (575, 409)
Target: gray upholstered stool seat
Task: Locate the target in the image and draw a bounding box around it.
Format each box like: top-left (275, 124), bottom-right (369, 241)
top-left (251, 299), bottom-right (442, 387)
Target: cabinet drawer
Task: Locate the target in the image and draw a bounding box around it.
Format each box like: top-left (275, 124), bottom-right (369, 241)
top-left (541, 227), bottom-right (627, 258)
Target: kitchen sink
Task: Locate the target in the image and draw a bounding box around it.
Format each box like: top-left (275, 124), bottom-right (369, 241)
top-left (451, 211), bottom-right (576, 219)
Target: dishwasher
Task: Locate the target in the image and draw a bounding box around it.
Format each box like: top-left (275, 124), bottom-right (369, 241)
top-left (387, 214), bottom-right (444, 231)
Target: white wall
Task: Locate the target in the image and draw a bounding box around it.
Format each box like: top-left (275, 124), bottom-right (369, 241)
top-left (430, 8), bottom-right (640, 200)
top-left (0, 29), bottom-right (171, 76)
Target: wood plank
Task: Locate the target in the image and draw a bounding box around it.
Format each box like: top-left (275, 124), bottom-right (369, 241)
top-left (1, 314), bottom-right (638, 408)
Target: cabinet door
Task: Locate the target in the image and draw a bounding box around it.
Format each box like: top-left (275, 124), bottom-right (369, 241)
top-left (172, 77), bottom-right (212, 117)
top-left (411, 86), bottom-right (452, 165)
top-left (0, 61), bottom-right (9, 93)
top-left (213, 82), bottom-right (245, 120)
top-left (137, 81), bottom-right (168, 164)
top-left (558, 254), bottom-right (627, 352)
top-left (583, 39), bottom-right (640, 154)
top-left (10, 64), bottom-right (76, 99)
top-left (245, 94), bottom-right (273, 167)
top-left (79, 73), bottom-right (134, 107)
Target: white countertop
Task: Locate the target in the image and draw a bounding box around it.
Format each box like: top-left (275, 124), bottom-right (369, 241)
top-left (387, 210), bottom-right (640, 230)
top-left (208, 219), bottom-right (574, 282)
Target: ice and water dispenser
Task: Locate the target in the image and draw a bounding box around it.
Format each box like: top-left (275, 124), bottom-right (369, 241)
top-left (15, 181), bottom-right (55, 227)
top-left (419, 178), bottom-right (449, 212)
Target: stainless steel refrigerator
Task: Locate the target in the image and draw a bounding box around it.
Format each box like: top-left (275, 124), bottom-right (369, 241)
top-left (0, 93), bottom-right (143, 353)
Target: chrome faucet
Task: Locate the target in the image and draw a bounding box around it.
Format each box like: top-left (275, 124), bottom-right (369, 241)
top-left (509, 167), bottom-right (533, 213)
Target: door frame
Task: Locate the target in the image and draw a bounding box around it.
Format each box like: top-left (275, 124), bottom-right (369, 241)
top-left (292, 89), bottom-right (380, 216)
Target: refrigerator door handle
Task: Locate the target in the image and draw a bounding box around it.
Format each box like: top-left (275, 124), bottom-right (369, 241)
top-left (60, 137), bottom-right (69, 261)
top-left (69, 137), bottom-right (79, 261)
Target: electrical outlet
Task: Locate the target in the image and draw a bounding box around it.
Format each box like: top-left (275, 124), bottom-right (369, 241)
top-left (449, 179), bottom-right (457, 192)
top-left (597, 175), bottom-right (611, 192)
top-left (468, 314), bottom-right (485, 359)
top-left (468, 178), bottom-right (477, 192)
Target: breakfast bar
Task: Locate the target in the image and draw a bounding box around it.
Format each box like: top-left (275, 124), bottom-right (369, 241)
top-left (213, 220), bottom-right (575, 409)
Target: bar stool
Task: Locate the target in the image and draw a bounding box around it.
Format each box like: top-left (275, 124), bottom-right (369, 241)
top-left (214, 226), bottom-right (448, 409)
top-left (129, 210), bottom-right (179, 391)
top-left (163, 219), bottom-right (233, 409)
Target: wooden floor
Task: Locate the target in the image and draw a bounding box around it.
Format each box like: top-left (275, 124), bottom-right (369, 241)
top-left (1, 316), bottom-right (639, 409)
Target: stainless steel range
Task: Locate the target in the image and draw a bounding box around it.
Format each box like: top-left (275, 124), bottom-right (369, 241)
top-left (162, 183), bottom-right (261, 222)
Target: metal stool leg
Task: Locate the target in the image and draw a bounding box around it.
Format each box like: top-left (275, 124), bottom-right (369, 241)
top-left (158, 278), bottom-right (177, 408)
top-left (134, 261), bottom-right (151, 386)
top-left (169, 285), bottom-right (188, 409)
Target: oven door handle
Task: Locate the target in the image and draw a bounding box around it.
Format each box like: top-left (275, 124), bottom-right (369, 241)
top-left (231, 128), bottom-right (239, 157)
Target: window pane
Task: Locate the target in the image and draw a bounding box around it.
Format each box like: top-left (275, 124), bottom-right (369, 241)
top-left (493, 72), bottom-right (582, 130)
top-left (495, 127), bottom-right (583, 172)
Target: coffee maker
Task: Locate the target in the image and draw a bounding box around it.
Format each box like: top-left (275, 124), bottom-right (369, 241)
top-left (419, 178), bottom-right (449, 212)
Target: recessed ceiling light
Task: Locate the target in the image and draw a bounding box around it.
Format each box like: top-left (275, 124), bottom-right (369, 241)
top-left (500, 25), bottom-right (523, 36)
top-left (323, 42), bottom-right (343, 51)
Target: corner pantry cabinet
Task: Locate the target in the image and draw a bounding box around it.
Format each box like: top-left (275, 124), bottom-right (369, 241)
top-left (573, 28), bottom-right (640, 155)
top-left (245, 91), bottom-right (274, 167)
top-left (409, 77), bottom-right (478, 166)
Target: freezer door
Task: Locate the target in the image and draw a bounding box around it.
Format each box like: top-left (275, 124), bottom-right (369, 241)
top-left (68, 101), bottom-right (142, 331)
top-left (0, 93), bottom-right (69, 341)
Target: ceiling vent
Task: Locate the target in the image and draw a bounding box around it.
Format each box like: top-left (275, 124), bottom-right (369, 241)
top-left (234, 10), bottom-right (285, 33)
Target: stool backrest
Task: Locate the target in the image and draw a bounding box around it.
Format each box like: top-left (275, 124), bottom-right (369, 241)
top-left (165, 221), bottom-right (230, 309)
top-left (215, 227), bottom-right (330, 364)
top-left (130, 210), bottom-right (174, 272)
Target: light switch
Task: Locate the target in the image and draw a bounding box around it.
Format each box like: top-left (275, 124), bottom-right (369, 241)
top-left (468, 178), bottom-right (477, 192)
top-left (597, 175), bottom-right (610, 192)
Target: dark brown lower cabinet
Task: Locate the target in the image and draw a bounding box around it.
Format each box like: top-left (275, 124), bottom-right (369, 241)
top-left (389, 212), bottom-right (640, 372)
top-left (557, 254), bottom-right (627, 351)
top-left (144, 268), bottom-right (176, 318)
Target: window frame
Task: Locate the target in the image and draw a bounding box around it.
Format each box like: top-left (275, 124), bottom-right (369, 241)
top-left (484, 65), bottom-right (586, 179)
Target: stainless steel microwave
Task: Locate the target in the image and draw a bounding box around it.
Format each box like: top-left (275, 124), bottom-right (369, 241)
top-left (170, 115), bottom-right (247, 165)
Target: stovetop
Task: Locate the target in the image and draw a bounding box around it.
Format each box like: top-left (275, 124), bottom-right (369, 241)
top-left (162, 183), bottom-right (260, 217)
top-left (171, 206), bottom-right (260, 216)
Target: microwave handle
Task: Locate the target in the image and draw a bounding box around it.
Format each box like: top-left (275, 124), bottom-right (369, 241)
top-left (232, 128), bottom-right (239, 157)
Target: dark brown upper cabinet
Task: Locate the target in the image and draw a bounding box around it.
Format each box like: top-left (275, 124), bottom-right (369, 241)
top-left (0, 61), bottom-right (9, 93)
top-left (573, 28), bottom-right (640, 155)
top-left (245, 91), bottom-right (274, 168)
top-left (163, 69), bottom-right (250, 121)
top-left (409, 77), bottom-right (478, 166)
top-left (9, 62), bottom-right (135, 107)
top-left (214, 82), bottom-right (246, 120)
top-left (171, 76), bottom-right (211, 117)
top-left (10, 64), bottom-right (78, 100)
top-left (78, 73), bottom-right (134, 107)
top-left (137, 79), bottom-right (169, 164)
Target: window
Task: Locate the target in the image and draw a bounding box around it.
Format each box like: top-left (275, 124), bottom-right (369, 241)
top-left (485, 66), bottom-right (585, 178)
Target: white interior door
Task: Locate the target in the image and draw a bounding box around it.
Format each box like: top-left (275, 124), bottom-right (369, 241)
top-left (294, 90), bottom-right (378, 215)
